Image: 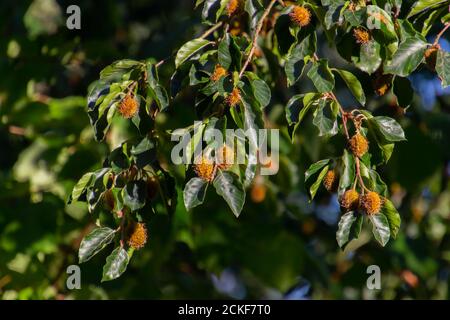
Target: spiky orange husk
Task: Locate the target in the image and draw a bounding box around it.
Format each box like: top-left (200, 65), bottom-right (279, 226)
top-left (118, 95), bottom-right (139, 119)
top-left (340, 189), bottom-right (359, 211)
top-left (289, 6), bottom-right (311, 27)
top-left (360, 191), bottom-right (382, 215)
top-left (226, 87), bottom-right (241, 107)
top-left (227, 0), bottom-right (241, 16)
top-left (216, 145), bottom-right (234, 170)
top-left (349, 133), bottom-right (369, 158)
top-left (323, 170), bottom-right (337, 192)
top-left (353, 28), bottom-right (370, 44)
top-left (127, 222), bottom-right (148, 250)
top-left (193, 155), bottom-right (215, 182)
top-left (211, 64), bottom-right (227, 82)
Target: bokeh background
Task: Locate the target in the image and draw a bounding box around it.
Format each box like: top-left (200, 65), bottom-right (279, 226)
top-left (1, 0), bottom-right (450, 299)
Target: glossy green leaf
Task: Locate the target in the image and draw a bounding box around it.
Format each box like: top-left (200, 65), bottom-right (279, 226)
top-left (175, 39), bottom-right (211, 68)
top-left (79, 227), bottom-right (116, 263)
top-left (369, 214), bottom-right (390, 247)
top-left (102, 247), bottom-right (129, 282)
top-left (381, 198), bottom-right (401, 239)
top-left (384, 37), bottom-right (427, 76)
top-left (309, 165), bottom-right (329, 200)
top-left (122, 181), bottom-right (147, 211)
top-left (332, 68), bottom-right (366, 105)
top-left (184, 177), bottom-right (208, 210)
top-left (408, 0), bottom-right (449, 18)
top-left (336, 211), bottom-right (363, 249)
top-left (213, 171), bottom-right (245, 217)
top-left (371, 116), bottom-right (406, 142)
top-left (70, 172), bottom-right (94, 203)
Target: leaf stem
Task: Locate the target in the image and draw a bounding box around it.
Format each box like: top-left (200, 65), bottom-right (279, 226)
top-left (238, 0), bottom-right (278, 78)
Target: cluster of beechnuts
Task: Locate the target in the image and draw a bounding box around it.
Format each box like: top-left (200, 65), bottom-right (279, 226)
top-left (71, 0), bottom-right (450, 280)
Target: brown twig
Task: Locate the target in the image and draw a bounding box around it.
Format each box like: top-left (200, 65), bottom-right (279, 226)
top-left (199, 21), bottom-right (224, 39)
top-left (238, 0), bottom-right (278, 78)
top-left (433, 23), bottom-right (450, 46)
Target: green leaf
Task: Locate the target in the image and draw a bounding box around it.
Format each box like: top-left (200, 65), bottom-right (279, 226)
top-left (122, 181), bottom-right (147, 211)
top-left (70, 172), bottom-right (94, 203)
top-left (183, 177), bottom-right (208, 210)
top-left (250, 78), bottom-right (271, 108)
top-left (213, 171), bottom-right (245, 217)
top-left (338, 149), bottom-right (355, 193)
top-left (381, 198), bottom-right (401, 239)
top-left (436, 49), bottom-right (450, 88)
top-left (383, 36), bottom-right (427, 77)
top-left (336, 211), bottom-right (363, 249)
top-left (305, 159), bottom-right (330, 182)
top-left (100, 59), bottom-right (141, 81)
top-left (312, 99), bottom-right (338, 137)
top-left (102, 247), bottom-right (129, 282)
top-left (332, 69), bottom-right (366, 105)
top-left (218, 34), bottom-right (232, 69)
top-left (366, 5), bottom-right (397, 42)
top-left (393, 76), bottom-right (414, 108)
top-left (286, 92), bottom-right (318, 122)
top-left (175, 39), bottom-right (211, 68)
top-left (408, 0), bottom-right (450, 18)
top-left (369, 214), bottom-right (390, 247)
top-left (79, 227), bottom-right (116, 263)
top-left (307, 59), bottom-right (335, 93)
top-left (308, 165), bottom-right (329, 200)
top-left (285, 33), bottom-right (316, 86)
top-left (353, 41), bottom-right (382, 75)
top-left (371, 116), bottom-right (406, 142)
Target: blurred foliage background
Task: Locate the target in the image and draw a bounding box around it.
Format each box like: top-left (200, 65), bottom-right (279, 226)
top-left (1, 0), bottom-right (450, 300)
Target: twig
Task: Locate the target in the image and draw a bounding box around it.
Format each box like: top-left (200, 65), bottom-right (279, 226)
top-left (238, 0), bottom-right (278, 78)
top-left (199, 21), bottom-right (223, 39)
top-left (433, 23), bottom-right (450, 46)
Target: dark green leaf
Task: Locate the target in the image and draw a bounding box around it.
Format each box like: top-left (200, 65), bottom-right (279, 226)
top-left (307, 59), bottom-right (335, 93)
top-left (383, 36), bottom-right (427, 76)
top-left (102, 247), bottom-right (129, 282)
top-left (122, 181), bottom-right (147, 211)
top-left (175, 39), bottom-right (211, 68)
top-left (184, 177), bottom-right (208, 210)
top-left (336, 211), bottom-right (363, 249)
top-left (333, 68), bottom-right (366, 105)
top-left (371, 116), bottom-right (406, 142)
top-left (285, 34), bottom-right (316, 86)
top-left (79, 227), bottom-right (116, 263)
top-left (369, 214), bottom-right (390, 247)
top-left (213, 171), bottom-right (245, 217)
top-left (309, 164), bottom-right (329, 200)
top-left (381, 198), bottom-right (401, 239)
top-left (70, 172), bottom-right (94, 203)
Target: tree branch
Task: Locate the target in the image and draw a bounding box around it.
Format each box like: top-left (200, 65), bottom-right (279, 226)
top-left (238, 0), bottom-right (277, 78)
